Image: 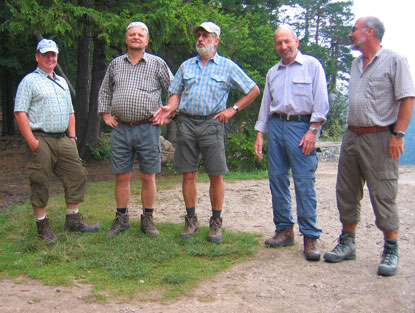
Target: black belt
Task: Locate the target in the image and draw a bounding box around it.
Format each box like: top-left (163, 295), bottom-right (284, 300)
top-left (180, 113), bottom-right (215, 120)
top-left (118, 119), bottom-right (151, 126)
top-left (273, 112), bottom-right (311, 122)
top-left (33, 130), bottom-right (66, 139)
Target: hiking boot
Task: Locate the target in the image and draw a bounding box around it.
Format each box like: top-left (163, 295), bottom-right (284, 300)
top-left (377, 241), bottom-right (399, 276)
top-left (304, 236), bottom-right (321, 261)
top-left (140, 214), bottom-right (160, 236)
top-left (106, 212), bottom-right (131, 237)
top-left (265, 226), bottom-right (294, 247)
top-left (208, 217), bottom-right (222, 243)
top-left (36, 218), bottom-right (58, 242)
top-left (64, 212), bottom-right (99, 233)
top-left (323, 231), bottom-right (356, 263)
top-left (180, 215), bottom-right (199, 239)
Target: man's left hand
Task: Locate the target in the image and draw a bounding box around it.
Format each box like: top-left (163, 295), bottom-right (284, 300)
top-left (299, 130), bottom-right (316, 155)
top-left (389, 135), bottom-right (404, 159)
top-left (213, 107), bottom-right (236, 122)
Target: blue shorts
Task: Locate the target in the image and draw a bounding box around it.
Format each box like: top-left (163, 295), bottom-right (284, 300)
top-left (110, 123), bottom-right (161, 174)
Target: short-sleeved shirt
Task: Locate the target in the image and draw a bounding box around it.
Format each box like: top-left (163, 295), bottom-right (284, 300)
top-left (168, 52), bottom-right (257, 116)
top-left (348, 48), bottom-right (415, 127)
top-left (14, 67), bottom-right (74, 133)
top-left (255, 51), bottom-right (329, 134)
top-left (98, 52), bottom-right (173, 122)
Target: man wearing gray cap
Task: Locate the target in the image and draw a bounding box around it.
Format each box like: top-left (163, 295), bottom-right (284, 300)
top-left (14, 39), bottom-right (99, 242)
top-left (99, 21), bottom-right (173, 237)
top-left (153, 21), bottom-right (260, 243)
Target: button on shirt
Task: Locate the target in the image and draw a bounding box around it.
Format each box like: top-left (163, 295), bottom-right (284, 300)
top-left (98, 52), bottom-right (173, 122)
top-left (169, 53), bottom-right (257, 116)
top-left (255, 51), bottom-right (329, 133)
top-left (348, 48), bottom-right (415, 127)
top-left (14, 67), bottom-right (73, 133)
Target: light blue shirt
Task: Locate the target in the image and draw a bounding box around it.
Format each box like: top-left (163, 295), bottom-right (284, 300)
top-left (255, 51), bottom-right (329, 133)
top-left (169, 52), bottom-right (257, 115)
top-left (14, 67), bottom-right (74, 133)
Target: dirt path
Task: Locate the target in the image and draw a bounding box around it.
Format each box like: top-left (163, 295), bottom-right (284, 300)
top-left (1, 161), bottom-right (415, 313)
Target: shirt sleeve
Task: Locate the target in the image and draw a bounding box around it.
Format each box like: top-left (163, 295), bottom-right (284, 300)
top-left (158, 59), bottom-right (174, 98)
top-left (310, 60), bottom-right (329, 123)
top-left (14, 75), bottom-right (32, 113)
top-left (393, 55), bottom-right (415, 101)
top-left (255, 71), bottom-right (272, 133)
top-left (168, 64), bottom-right (184, 95)
top-left (98, 62), bottom-right (114, 113)
top-left (229, 61), bottom-right (257, 95)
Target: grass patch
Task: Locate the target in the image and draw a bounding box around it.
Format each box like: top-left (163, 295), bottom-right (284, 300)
top-left (0, 176), bottom-right (260, 302)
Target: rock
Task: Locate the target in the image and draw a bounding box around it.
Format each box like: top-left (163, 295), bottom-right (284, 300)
top-left (316, 141), bottom-right (341, 162)
top-left (160, 136), bottom-right (174, 165)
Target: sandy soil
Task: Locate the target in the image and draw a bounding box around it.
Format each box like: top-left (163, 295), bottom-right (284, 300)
top-left (1, 137), bottom-right (414, 312)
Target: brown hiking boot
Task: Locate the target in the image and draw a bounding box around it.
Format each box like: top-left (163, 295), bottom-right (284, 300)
top-left (36, 218), bottom-right (58, 242)
top-left (64, 213), bottom-right (99, 233)
top-left (304, 236), bottom-right (321, 261)
top-left (265, 226), bottom-right (294, 247)
top-left (208, 217), bottom-right (222, 243)
top-left (106, 212), bottom-right (131, 237)
top-left (140, 214), bottom-right (160, 236)
top-left (180, 215), bottom-right (199, 239)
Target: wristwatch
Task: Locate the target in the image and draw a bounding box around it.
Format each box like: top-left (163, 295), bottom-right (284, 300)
top-left (392, 131), bottom-right (405, 138)
top-left (309, 127), bottom-right (318, 134)
top-left (68, 136), bottom-right (78, 141)
top-left (232, 105), bottom-right (239, 113)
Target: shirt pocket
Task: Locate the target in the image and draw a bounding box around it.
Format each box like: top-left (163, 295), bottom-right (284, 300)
top-left (365, 74), bottom-right (393, 101)
top-left (183, 72), bottom-right (198, 88)
top-left (210, 74), bottom-right (227, 91)
top-left (292, 76), bottom-right (312, 96)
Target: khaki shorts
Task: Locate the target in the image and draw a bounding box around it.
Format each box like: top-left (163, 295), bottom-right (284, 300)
top-left (173, 114), bottom-right (229, 176)
top-left (26, 135), bottom-right (87, 208)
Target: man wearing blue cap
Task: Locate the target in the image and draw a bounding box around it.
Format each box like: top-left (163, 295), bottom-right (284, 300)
top-left (153, 22), bottom-right (260, 243)
top-left (14, 38), bottom-right (99, 242)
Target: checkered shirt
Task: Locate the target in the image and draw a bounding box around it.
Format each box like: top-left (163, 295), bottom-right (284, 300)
top-left (348, 48), bottom-right (415, 127)
top-left (169, 53), bottom-right (257, 115)
top-left (14, 67), bottom-right (74, 133)
top-left (98, 52), bottom-right (173, 122)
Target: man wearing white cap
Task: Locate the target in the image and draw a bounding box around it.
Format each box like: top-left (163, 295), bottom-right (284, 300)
top-left (153, 21), bottom-right (260, 243)
top-left (14, 39), bottom-right (99, 242)
top-left (99, 21), bottom-right (173, 237)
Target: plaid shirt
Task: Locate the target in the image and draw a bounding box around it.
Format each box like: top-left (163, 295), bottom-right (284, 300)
top-left (14, 67), bottom-right (74, 133)
top-left (348, 48), bottom-right (415, 127)
top-left (98, 52), bottom-right (173, 122)
top-left (169, 53), bottom-right (257, 115)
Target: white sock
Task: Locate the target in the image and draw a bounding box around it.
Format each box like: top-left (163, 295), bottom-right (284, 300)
top-left (66, 208), bottom-right (79, 215)
top-left (36, 215), bottom-right (46, 221)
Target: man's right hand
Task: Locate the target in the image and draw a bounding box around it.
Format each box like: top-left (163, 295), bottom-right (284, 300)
top-left (102, 113), bottom-right (118, 128)
top-left (151, 106), bottom-right (172, 125)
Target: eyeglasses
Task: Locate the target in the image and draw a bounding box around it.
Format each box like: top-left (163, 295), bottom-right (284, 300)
top-left (195, 33), bottom-right (214, 39)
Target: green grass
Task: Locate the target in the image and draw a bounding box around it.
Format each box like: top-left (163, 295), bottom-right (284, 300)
top-left (0, 176), bottom-right (260, 302)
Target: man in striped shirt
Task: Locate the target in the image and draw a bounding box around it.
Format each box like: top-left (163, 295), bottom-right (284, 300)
top-left (98, 21), bottom-right (173, 237)
top-left (153, 22), bottom-right (260, 243)
top-left (324, 16), bottom-right (415, 276)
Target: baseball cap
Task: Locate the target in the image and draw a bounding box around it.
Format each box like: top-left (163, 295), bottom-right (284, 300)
top-left (36, 39), bottom-right (59, 54)
top-left (194, 22), bottom-right (221, 38)
top-left (126, 21), bottom-right (149, 35)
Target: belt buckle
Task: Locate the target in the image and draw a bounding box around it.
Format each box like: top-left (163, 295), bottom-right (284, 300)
top-left (286, 114), bottom-right (290, 121)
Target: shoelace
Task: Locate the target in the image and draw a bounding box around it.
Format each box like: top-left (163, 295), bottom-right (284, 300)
top-left (382, 249), bottom-right (398, 265)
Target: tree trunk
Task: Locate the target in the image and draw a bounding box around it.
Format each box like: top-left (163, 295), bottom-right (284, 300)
top-left (1, 69), bottom-right (17, 136)
top-left (78, 35), bottom-right (107, 160)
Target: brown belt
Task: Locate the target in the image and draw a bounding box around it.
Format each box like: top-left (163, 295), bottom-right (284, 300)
top-left (118, 119), bottom-right (151, 126)
top-left (348, 125), bottom-right (390, 134)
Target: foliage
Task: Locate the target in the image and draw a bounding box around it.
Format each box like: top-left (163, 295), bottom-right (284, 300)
top-left (0, 177), bottom-right (259, 301)
top-left (321, 90), bottom-right (348, 140)
top-left (226, 124), bottom-right (267, 172)
top-left (87, 135), bottom-right (111, 162)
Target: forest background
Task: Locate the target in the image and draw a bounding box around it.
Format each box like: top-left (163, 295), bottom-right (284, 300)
top-left (0, 0), bottom-right (354, 171)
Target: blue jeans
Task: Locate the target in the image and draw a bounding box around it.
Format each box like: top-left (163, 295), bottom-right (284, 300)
top-left (267, 117), bottom-right (321, 238)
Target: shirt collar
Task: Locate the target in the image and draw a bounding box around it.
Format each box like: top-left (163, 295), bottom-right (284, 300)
top-left (276, 50), bottom-right (304, 69)
top-left (356, 47), bottom-right (384, 71)
top-left (35, 67), bottom-right (57, 80)
top-left (196, 52), bottom-right (220, 65)
top-left (124, 52), bottom-right (148, 64)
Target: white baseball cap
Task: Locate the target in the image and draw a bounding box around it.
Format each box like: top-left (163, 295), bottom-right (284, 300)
top-left (36, 39), bottom-right (59, 54)
top-left (194, 22), bottom-right (221, 38)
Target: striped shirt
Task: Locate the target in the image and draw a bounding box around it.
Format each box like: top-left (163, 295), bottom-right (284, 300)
top-left (14, 67), bottom-right (73, 133)
top-left (348, 48), bottom-right (415, 127)
top-left (98, 52), bottom-right (173, 122)
top-left (255, 51), bottom-right (329, 133)
top-left (169, 53), bottom-right (257, 116)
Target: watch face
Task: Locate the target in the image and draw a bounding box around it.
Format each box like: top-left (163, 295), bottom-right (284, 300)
top-left (309, 127), bottom-right (318, 134)
top-left (396, 131), bottom-right (405, 138)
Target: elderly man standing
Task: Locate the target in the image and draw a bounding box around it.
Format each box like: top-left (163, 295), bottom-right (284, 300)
top-left (254, 25), bottom-right (329, 261)
top-left (324, 17), bottom-right (415, 276)
top-left (98, 21), bottom-right (173, 237)
top-left (153, 22), bottom-right (260, 243)
top-left (14, 39), bottom-right (99, 242)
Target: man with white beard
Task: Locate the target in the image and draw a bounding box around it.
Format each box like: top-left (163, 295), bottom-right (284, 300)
top-left (153, 21), bottom-right (260, 243)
